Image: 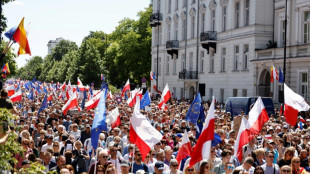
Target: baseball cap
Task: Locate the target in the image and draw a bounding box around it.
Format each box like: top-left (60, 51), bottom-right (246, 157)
top-left (120, 160), bottom-right (131, 167)
top-left (155, 161), bottom-right (164, 170)
top-left (268, 139), bottom-right (275, 144)
top-left (85, 124), bottom-right (91, 128)
top-left (175, 133), bottom-right (183, 138)
top-left (283, 125), bottom-right (288, 128)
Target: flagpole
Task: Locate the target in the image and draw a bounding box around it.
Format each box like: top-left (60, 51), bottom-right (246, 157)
top-left (282, 0), bottom-right (288, 115)
top-left (94, 148), bottom-right (98, 174)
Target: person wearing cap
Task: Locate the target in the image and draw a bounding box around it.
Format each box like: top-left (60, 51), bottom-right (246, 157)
top-left (261, 151), bottom-right (280, 174)
top-left (148, 151), bottom-right (169, 172)
top-left (108, 141), bottom-right (123, 173)
top-left (278, 125), bottom-right (288, 138)
top-left (80, 124), bottom-right (91, 144)
top-left (40, 135), bottom-right (54, 158)
top-left (120, 160), bottom-right (131, 174)
top-left (154, 161), bottom-right (168, 174)
top-left (266, 139), bottom-right (279, 164)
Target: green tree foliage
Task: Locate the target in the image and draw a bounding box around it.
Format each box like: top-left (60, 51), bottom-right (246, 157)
top-left (15, 56), bottom-right (43, 80)
top-left (50, 40), bottom-right (78, 61)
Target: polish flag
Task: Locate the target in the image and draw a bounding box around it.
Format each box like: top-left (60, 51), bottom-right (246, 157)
top-left (47, 94), bottom-right (53, 101)
top-left (284, 83), bottom-right (310, 126)
top-left (106, 107), bottom-right (121, 129)
top-left (153, 84), bottom-right (161, 94)
top-left (10, 90), bottom-right (22, 102)
top-left (127, 89), bottom-right (143, 107)
top-left (77, 77), bottom-right (85, 92)
top-left (107, 90), bottom-right (113, 99)
top-left (234, 97), bottom-right (269, 161)
top-left (130, 97), bottom-right (163, 161)
top-left (60, 82), bottom-right (66, 91)
top-left (189, 97), bottom-right (215, 167)
top-left (85, 91), bottom-right (103, 110)
top-left (121, 79), bottom-right (130, 97)
top-left (62, 92), bottom-right (78, 115)
top-left (158, 84), bottom-right (171, 110)
top-left (176, 130), bottom-right (192, 166)
top-left (270, 66), bottom-right (279, 82)
top-left (6, 85), bottom-right (15, 97)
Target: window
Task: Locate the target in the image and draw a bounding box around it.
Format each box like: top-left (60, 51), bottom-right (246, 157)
top-left (158, 57), bottom-right (162, 75)
top-left (167, 24), bottom-right (171, 41)
top-left (233, 89), bottom-right (238, 97)
top-left (211, 10), bottom-right (216, 31)
top-left (201, 13), bottom-right (205, 32)
top-left (181, 88), bottom-right (184, 98)
top-left (220, 89), bottom-right (224, 103)
top-left (182, 19), bottom-right (186, 40)
top-left (234, 46), bottom-right (239, 70)
top-left (181, 54), bottom-right (185, 70)
top-left (173, 87), bottom-right (176, 97)
top-left (191, 16), bottom-right (195, 38)
top-left (175, 0), bottom-right (179, 10)
top-left (159, 26), bottom-right (162, 45)
top-left (209, 88), bottom-right (213, 100)
top-left (235, 2), bottom-right (240, 28)
top-left (221, 48), bottom-right (226, 71)
top-left (245, 0), bottom-right (250, 26)
top-left (222, 6), bottom-right (227, 31)
top-left (281, 20), bottom-right (285, 47)
top-left (175, 23), bottom-right (179, 40)
top-left (173, 58), bottom-right (177, 74)
top-left (243, 45), bottom-right (249, 70)
top-left (210, 50), bottom-right (214, 72)
top-left (168, 0), bottom-right (171, 13)
top-left (166, 57), bottom-right (170, 74)
top-left (189, 52), bottom-right (193, 71)
top-left (300, 72), bottom-right (308, 100)
top-left (183, 0), bottom-right (187, 8)
top-left (304, 11), bottom-right (310, 43)
top-left (200, 51), bottom-right (204, 72)
top-left (242, 89), bottom-right (247, 97)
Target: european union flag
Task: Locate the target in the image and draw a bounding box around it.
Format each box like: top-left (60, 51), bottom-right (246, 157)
top-left (91, 88), bottom-right (108, 150)
top-left (211, 133), bottom-right (222, 147)
top-left (28, 89), bottom-right (34, 100)
top-left (196, 105), bottom-right (205, 139)
top-left (43, 86), bottom-right (48, 93)
top-left (100, 81), bottom-right (108, 91)
top-left (35, 85), bottom-right (42, 93)
top-left (81, 89), bottom-right (87, 110)
top-left (140, 91), bottom-right (151, 109)
top-left (185, 93), bottom-right (202, 124)
top-left (279, 67), bottom-right (284, 83)
top-left (4, 26), bottom-right (17, 41)
top-left (37, 95), bottom-right (48, 116)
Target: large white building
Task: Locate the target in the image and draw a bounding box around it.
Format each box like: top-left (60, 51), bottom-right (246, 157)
top-left (47, 37), bottom-right (64, 55)
top-left (254, 0), bottom-right (310, 103)
top-left (150, 0), bottom-right (310, 103)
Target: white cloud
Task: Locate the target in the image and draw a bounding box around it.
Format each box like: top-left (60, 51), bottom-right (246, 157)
top-left (12, 1), bottom-right (24, 5)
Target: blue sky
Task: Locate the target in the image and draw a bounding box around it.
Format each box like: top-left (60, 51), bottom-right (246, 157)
top-left (3, 0), bottom-right (150, 68)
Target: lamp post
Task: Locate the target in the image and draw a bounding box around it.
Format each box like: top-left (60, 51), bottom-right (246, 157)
top-left (281, 0), bottom-right (287, 114)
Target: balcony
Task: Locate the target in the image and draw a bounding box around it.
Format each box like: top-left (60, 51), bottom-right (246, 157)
top-left (179, 70), bottom-right (198, 80)
top-left (166, 40), bottom-right (179, 58)
top-left (150, 11), bottom-right (162, 27)
top-left (200, 31), bottom-right (217, 54)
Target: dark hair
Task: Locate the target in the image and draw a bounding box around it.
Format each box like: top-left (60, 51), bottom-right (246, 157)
top-left (232, 169), bottom-right (241, 174)
top-left (221, 149), bottom-right (232, 157)
top-left (265, 151), bottom-right (275, 157)
top-left (254, 166), bottom-right (265, 174)
top-left (0, 89), bottom-right (8, 97)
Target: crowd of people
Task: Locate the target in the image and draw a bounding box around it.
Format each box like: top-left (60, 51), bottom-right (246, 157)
top-left (1, 82), bottom-right (310, 174)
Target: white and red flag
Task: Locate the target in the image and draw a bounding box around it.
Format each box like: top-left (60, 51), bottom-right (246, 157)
top-left (60, 81), bottom-right (66, 91)
top-left (6, 84), bottom-right (15, 97)
top-left (129, 97), bottom-right (163, 161)
top-left (62, 92), bottom-right (78, 115)
top-left (234, 97), bottom-right (269, 161)
top-left (284, 83), bottom-right (310, 126)
top-left (270, 66), bottom-right (279, 82)
top-left (85, 91), bottom-right (103, 110)
top-left (158, 84), bottom-right (171, 110)
top-left (176, 130), bottom-right (192, 166)
top-left (106, 107), bottom-right (121, 129)
top-left (189, 96), bottom-right (215, 167)
top-left (10, 90), bottom-right (22, 102)
top-left (77, 77), bottom-right (85, 92)
top-left (127, 89), bottom-right (143, 107)
top-left (121, 79), bottom-right (130, 97)
top-left (107, 90), bottom-right (113, 100)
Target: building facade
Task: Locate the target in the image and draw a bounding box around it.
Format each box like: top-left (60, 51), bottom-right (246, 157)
top-left (150, 0), bottom-right (274, 102)
top-left (47, 37), bottom-right (64, 55)
top-left (254, 0), bottom-right (310, 103)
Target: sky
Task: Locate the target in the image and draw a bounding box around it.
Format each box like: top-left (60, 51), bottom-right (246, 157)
top-left (2, 0), bottom-right (150, 68)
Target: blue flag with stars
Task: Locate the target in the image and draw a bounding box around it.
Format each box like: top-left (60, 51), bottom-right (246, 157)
top-left (185, 93), bottom-right (202, 124)
top-left (37, 95), bottom-right (48, 116)
top-left (196, 105), bottom-right (205, 139)
top-left (140, 91), bottom-right (151, 109)
top-left (91, 88), bottom-right (108, 150)
top-left (4, 26), bottom-right (17, 41)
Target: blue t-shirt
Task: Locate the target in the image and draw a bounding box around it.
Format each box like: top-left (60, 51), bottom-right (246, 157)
top-left (132, 162), bottom-right (148, 174)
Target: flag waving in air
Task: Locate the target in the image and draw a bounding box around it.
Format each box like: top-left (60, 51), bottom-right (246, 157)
top-left (12, 17), bottom-right (31, 56)
top-left (121, 79), bottom-right (130, 97)
top-left (158, 84), bottom-right (171, 110)
top-left (270, 66), bottom-right (278, 82)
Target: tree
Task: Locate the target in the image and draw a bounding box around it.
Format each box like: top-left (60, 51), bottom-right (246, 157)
top-left (50, 40), bottom-right (78, 61)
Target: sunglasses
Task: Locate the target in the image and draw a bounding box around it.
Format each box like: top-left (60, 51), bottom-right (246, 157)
top-left (102, 156), bottom-right (109, 158)
top-left (23, 143), bottom-right (29, 146)
top-left (187, 169), bottom-right (194, 172)
top-left (255, 172), bottom-right (264, 174)
top-left (136, 154), bottom-right (141, 157)
top-left (172, 164), bottom-right (178, 167)
top-left (268, 156), bottom-right (274, 158)
top-left (227, 166), bottom-right (234, 170)
top-left (53, 145), bottom-right (59, 147)
top-left (282, 170), bottom-right (291, 173)
top-left (293, 161), bottom-right (300, 163)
